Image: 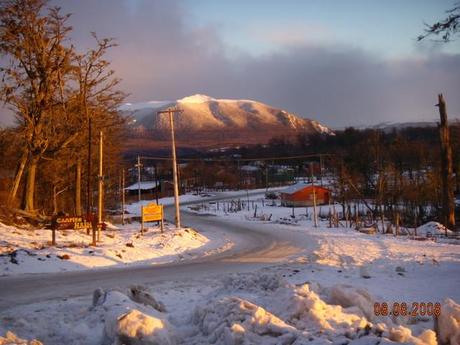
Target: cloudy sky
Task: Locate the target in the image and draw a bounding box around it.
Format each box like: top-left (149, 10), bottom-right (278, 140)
top-left (1, 0), bottom-right (460, 128)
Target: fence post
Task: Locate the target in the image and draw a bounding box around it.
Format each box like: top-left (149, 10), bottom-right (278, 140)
top-left (52, 227), bottom-right (56, 246)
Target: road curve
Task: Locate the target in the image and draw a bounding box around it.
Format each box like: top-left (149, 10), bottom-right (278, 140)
top-left (0, 194), bottom-right (301, 311)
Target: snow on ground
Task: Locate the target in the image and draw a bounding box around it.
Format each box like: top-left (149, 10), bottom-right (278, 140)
top-left (185, 195), bottom-right (460, 302)
top-left (124, 187), bottom-right (285, 217)
top-left (1, 271), bottom-right (459, 344)
top-left (0, 221), bottom-right (231, 276)
top-left (1, 191), bottom-right (460, 344)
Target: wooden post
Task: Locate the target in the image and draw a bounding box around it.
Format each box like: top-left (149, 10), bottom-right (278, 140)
top-left (395, 212), bottom-right (400, 236)
top-left (75, 158), bottom-right (82, 216)
top-left (97, 131), bottom-right (103, 242)
top-left (86, 117), bottom-right (92, 218)
top-left (345, 204), bottom-right (349, 228)
top-left (247, 190), bottom-right (250, 211)
top-left (319, 154), bottom-right (323, 186)
top-left (141, 205), bottom-right (144, 234)
top-left (380, 206), bottom-right (385, 234)
top-left (52, 227), bottom-right (56, 246)
top-left (154, 163), bottom-right (159, 205)
top-left (265, 163), bottom-right (269, 192)
top-left (332, 202), bottom-right (337, 227)
top-left (313, 188), bottom-right (318, 227)
top-left (159, 108), bottom-right (182, 229)
top-left (437, 94), bottom-right (455, 231)
top-left (136, 155), bottom-right (142, 202)
top-left (91, 215), bottom-right (97, 246)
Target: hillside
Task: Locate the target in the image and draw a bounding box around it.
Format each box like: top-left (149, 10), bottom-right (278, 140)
top-left (121, 94), bottom-right (332, 150)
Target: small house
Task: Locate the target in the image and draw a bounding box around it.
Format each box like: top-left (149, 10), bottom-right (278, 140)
top-left (280, 183), bottom-right (330, 207)
top-left (125, 181), bottom-right (159, 196)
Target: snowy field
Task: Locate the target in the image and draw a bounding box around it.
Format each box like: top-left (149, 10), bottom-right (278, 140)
top-left (1, 191), bottom-right (460, 344)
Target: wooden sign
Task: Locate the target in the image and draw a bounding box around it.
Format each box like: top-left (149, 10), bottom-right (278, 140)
top-left (141, 203), bottom-right (164, 233)
top-left (50, 216), bottom-right (92, 246)
top-left (54, 216), bottom-right (91, 230)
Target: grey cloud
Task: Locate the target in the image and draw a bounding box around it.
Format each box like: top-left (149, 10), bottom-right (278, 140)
top-left (1, 0), bottom-right (459, 128)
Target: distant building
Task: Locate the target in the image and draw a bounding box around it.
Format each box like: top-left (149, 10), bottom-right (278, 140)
top-left (280, 183), bottom-right (330, 207)
top-left (125, 180), bottom-right (176, 200)
top-left (125, 181), bottom-right (159, 195)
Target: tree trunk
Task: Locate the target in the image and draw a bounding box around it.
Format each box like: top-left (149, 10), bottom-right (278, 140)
top-left (24, 155), bottom-right (39, 213)
top-left (8, 151), bottom-right (28, 207)
top-left (438, 93), bottom-right (455, 230)
top-left (75, 158), bottom-right (82, 216)
top-left (53, 185), bottom-right (58, 215)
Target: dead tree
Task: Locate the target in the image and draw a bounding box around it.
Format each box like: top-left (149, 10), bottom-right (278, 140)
top-left (437, 94), bottom-right (455, 230)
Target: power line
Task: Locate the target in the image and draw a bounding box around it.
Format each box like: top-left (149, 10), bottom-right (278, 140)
top-left (138, 153), bottom-right (334, 163)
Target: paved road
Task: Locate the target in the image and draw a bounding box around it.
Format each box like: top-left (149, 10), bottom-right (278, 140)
top-left (0, 193), bottom-right (301, 311)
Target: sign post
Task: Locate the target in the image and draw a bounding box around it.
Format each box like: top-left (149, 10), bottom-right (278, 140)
top-left (50, 216), bottom-right (92, 246)
top-left (141, 203), bottom-right (164, 234)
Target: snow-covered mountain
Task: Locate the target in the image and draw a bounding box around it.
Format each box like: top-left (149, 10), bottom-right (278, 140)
top-left (122, 94), bottom-right (332, 147)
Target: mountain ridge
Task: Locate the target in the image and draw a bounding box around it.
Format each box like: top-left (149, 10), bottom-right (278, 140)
top-left (122, 94), bottom-right (332, 149)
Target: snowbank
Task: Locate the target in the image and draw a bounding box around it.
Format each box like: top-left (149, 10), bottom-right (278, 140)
top-left (328, 284), bottom-right (375, 320)
top-left (438, 298), bottom-right (460, 345)
top-left (0, 272), bottom-right (453, 345)
top-left (0, 222), bottom-right (221, 275)
top-left (271, 283), bottom-right (369, 334)
top-left (416, 222), bottom-right (454, 237)
top-left (192, 296), bottom-right (301, 345)
top-left (96, 289), bottom-right (176, 345)
top-left (0, 332), bottom-right (42, 345)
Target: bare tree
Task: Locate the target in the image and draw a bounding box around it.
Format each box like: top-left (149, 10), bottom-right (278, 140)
top-left (418, 3), bottom-right (460, 42)
top-left (0, 0), bottom-right (74, 212)
top-left (72, 34), bottom-right (126, 216)
top-left (437, 94), bottom-right (455, 229)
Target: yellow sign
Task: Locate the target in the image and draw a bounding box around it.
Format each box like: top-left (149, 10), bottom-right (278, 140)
top-left (141, 203), bottom-right (164, 233)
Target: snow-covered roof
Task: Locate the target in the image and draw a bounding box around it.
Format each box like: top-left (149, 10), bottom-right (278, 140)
top-left (125, 181), bottom-right (159, 191)
top-left (240, 165), bottom-right (259, 172)
top-left (280, 183), bottom-right (328, 194)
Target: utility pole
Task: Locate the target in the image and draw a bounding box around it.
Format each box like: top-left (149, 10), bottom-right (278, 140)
top-left (158, 108), bottom-right (183, 229)
top-left (313, 187), bottom-right (318, 227)
top-left (311, 161), bottom-right (318, 227)
top-left (319, 155), bottom-right (324, 187)
top-left (97, 131), bottom-right (104, 241)
top-left (265, 163), bottom-right (269, 192)
top-left (86, 117), bottom-right (92, 218)
top-left (121, 168), bottom-right (125, 225)
top-left (135, 156), bottom-right (142, 202)
top-left (153, 163), bottom-right (159, 205)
